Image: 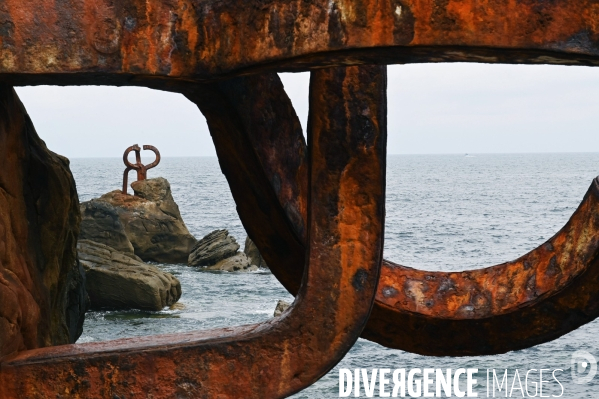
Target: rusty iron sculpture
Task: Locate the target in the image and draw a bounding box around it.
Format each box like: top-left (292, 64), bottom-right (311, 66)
top-left (0, 66), bottom-right (387, 398)
top-left (122, 144), bottom-right (161, 194)
top-left (2, 0), bottom-right (599, 397)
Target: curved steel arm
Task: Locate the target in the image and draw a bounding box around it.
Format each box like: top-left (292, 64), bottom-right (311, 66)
top-left (122, 144), bottom-right (142, 169)
top-left (0, 67), bottom-right (386, 398)
top-left (142, 145), bottom-right (161, 170)
top-left (3, 0), bottom-right (599, 88)
top-left (200, 69), bottom-right (599, 356)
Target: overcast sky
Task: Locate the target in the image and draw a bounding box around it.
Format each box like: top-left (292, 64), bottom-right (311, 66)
top-left (14, 63), bottom-right (599, 158)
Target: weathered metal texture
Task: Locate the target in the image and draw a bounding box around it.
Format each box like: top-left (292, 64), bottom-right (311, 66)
top-left (0, 0), bottom-right (598, 393)
top-left (367, 181), bottom-right (599, 355)
top-left (184, 73), bottom-right (308, 295)
top-left (122, 144), bottom-right (161, 194)
top-left (3, 0), bottom-right (599, 87)
top-left (0, 67), bottom-right (386, 398)
top-left (210, 71), bottom-right (599, 356)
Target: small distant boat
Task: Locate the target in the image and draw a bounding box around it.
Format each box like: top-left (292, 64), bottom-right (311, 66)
top-left (464, 153), bottom-right (475, 158)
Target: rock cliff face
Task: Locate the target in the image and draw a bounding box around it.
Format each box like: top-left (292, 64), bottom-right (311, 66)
top-left (0, 85), bottom-right (87, 358)
top-left (90, 178), bottom-right (197, 263)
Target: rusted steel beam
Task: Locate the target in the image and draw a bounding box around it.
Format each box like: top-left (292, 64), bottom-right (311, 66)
top-left (0, 0), bottom-right (597, 384)
top-left (2, 0), bottom-right (599, 87)
top-left (122, 144), bottom-right (161, 194)
top-left (184, 74), bottom-right (308, 295)
top-left (203, 69), bottom-right (599, 356)
top-left (0, 67), bottom-right (386, 398)
top-left (366, 183), bottom-right (599, 355)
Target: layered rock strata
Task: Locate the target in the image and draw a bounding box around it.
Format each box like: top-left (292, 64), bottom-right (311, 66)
top-left (188, 229), bottom-right (240, 267)
top-left (78, 240), bottom-right (181, 311)
top-left (81, 177), bottom-right (197, 264)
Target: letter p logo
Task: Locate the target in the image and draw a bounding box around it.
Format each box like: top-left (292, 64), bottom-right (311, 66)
top-left (571, 350), bottom-right (597, 385)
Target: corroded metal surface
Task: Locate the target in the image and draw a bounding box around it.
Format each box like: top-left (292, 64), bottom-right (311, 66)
top-left (210, 71), bottom-right (599, 355)
top-left (122, 144), bottom-right (161, 194)
top-left (366, 181), bottom-right (599, 355)
top-left (185, 73), bottom-right (308, 295)
top-left (3, 0), bottom-right (599, 87)
top-left (0, 67), bottom-right (386, 398)
top-left (2, 0), bottom-right (599, 395)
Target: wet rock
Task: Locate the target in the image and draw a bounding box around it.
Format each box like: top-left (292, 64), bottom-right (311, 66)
top-left (244, 236), bottom-right (269, 269)
top-left (79, 199), bottom-right (139, 260)
top-left (188, 229), bottom-right (240, 267)
top-left (274, 300), bottom-right (291, 317)
top-left (0, 86), bottom-right (87, 358)
top-left (203, 252), bottom-right (257, 272)
top-left (94, 177), bottom-right (197, 263)
top-left (78, 240), bottom-right (181, 311)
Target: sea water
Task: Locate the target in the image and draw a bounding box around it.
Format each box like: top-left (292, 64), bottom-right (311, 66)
top-left (71, 154), bottom-right (599, 398)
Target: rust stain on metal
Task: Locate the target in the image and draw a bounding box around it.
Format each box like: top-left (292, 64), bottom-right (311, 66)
top-left (122, 144), bottom-right (161, 194)
top-left (208, 71), bottom-right (599, 356)
top-left (3, 0), bottom-right (599, 86)
top-left (1, 0), bottom-right (599, 396)
top-left (0, 67), bottom-right (386, 397)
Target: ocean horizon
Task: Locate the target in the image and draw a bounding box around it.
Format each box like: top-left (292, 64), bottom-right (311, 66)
top-left (72, 153), bottom-right (599, 398)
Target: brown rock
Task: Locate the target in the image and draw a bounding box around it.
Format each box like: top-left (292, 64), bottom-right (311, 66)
top-left (0, 85), bottom-right (87, 358)
top-left (79, 199), bottom-right (139, 260)
top-left (188, 229), bottom-right (240, 267)
top-left (244, 236), bottom-right (269, 269)
top-left (273, 300), bottom-right (291, 317)
top-left (203, 252), bottom-right (256, 272)
top-left (96, 178), bottom-right (197, 263)
top-left (78, 240), bottom-right (181, 311)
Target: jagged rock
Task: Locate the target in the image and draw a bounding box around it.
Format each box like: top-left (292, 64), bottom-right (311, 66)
top-left (78, 240), bottom-right (181, 311)
top-left (93, 177), bottom-right (197, 263)
top-left (188, 229), bottom-right (240, 267)
top-left (203, 252), bottom-right (257, 272)
top-left (274, 300), bottom-right (291, 317)
top-left (0, 86), bottom-right (87, 358)
top-left (79, 199), bottom-right (139, 260)
top-left (244, 236), bottom-right (269, 269)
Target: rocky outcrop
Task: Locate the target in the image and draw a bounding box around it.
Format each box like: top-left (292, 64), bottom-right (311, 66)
top-left (244, 236), bottom-right (269, 269)
top-left (78, 240), bottom-right (181, 311)
top-left (79, 199), bottom-right (139, 259)
top-left (188, 229), bottom-right (240, 267)
top-left (274, 300), bottom-right (291, 317)
top-left (91, 178), bottom-right (197, 263)
top-left (0, 85), bottom-right (87, 358)
top-left (188, 230), bottom-right (259, 271)
top-left (203, 253), bottom-right (257, 272)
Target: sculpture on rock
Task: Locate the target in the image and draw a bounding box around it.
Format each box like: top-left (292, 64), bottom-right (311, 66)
top-left (122, 144), bottom-right (160, 195)
top-left (2, 0), bottom-right (599, 397)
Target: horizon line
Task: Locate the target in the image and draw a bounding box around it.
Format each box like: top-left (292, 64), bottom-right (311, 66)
top-left (69, 151), bottom-right (599, 159)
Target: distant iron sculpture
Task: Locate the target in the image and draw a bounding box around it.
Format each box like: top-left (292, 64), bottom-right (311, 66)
top-left (122, 144), bottom-right (160, 195)
top-left (2, 0), bottom-right (599, 397)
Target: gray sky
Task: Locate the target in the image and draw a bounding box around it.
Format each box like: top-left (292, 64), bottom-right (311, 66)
top-left (14, 63), bottom-right (599, 158)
